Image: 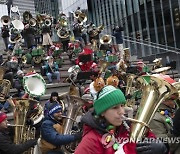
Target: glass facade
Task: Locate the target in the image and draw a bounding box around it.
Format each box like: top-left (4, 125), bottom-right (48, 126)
top-left (87, 0), bottom-right (180, 59)
top-left (34, 0), bottom-right (59, 20)
top-left (61, 0), bottom-right (88, 16)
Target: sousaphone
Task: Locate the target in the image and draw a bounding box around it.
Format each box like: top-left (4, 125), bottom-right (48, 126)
top-left (23, 73), bottom-right (46, 97)
top-left (1, 15), bottom-right (11, 25)
top-left (12, 19), bottom-right (24, 30)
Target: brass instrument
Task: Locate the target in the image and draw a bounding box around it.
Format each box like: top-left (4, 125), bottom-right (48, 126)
top-left (99, 60), bottom-right (110, 78)
top-left (32, 56), bottom-right (42, 64)
top-left (57, 28), bottom-right (70, 39)
top-left (1, 15), bottom-right (11, 25)
top-left (125, 74), bottom-right (136, 106)
top-left (23, 11), bottom-right (33, 23)
top-left (12, 98), bottom-right (43, 153)
top-left (89, 25), bottom-right (104, 38)
top-left (29, 18), bottom-right (37, 27)
top-left (0, 66), bottom-right (11, 102)
top-left (128, 74), bottom-right (178, 142)
top-left (100, 35), bottom-right (112, 44)
top-left (152, 58), bottom-right (162, 70)
top-left (62, 95), bottom-right (86, 153)
top-left (74, 8), bottom-right (87, 25)
top-left (36, 14), bottom-right (44, 24)
top-left (45, 18), bottom-right (51, 27)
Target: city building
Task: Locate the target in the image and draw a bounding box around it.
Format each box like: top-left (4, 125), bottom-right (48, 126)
top-left (12, 0), bottom-right (36, 17)
top-left (87, 0), bottom-right (180, 67)
top-left (34, 0), bottom-right (60, 21)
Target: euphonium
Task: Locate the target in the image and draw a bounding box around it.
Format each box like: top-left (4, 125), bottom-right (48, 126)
top-left (0, 66), bottom-right (11, 102)
top-left (128, 74), bottom-right (178, 142)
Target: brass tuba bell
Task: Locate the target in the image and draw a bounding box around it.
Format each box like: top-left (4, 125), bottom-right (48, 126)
top-left (45, 18), bottom-right (52, 27)
top-left (100, 35), bottom-right (112, 44)
top-left (128, 74), bottom-right (178, 142)
top-left (29, 18), bottom-right (37, 27)
top-left (1, 15), bottom-right (10, 26)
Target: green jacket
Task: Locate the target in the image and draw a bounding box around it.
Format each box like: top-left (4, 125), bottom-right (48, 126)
top-left (149, 103), bottom-right (180, 154)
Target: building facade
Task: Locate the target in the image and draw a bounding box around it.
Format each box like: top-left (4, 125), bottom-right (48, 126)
top-left (61, 0), bottom-right (88, 16)
top-left (87, 0), bottom-right (180, 62)
top-left (12, 0), bottom-right (36, 17)
top-left (34, 0), bottom-right (60, 20)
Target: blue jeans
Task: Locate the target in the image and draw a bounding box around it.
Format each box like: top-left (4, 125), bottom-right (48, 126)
top-left (46, 71), bottom-right (60, 83)
top-left (0, 101), bottom-right (10, 110)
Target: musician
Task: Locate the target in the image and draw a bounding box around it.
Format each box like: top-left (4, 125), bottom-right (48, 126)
top-left (14, 70), bottom-right (25, 97)
top-left (40, 103), bottom-right (82, 154)
top-left (42, 24), bottom-right (53, 52)
top-left (0, 112), bottom-right (37, 154)
top-left (75, 85), bottom-right (168, 154)
top-left (21, 23), bottom-right (36, 49)
top-left (72, 22), bottom-right (84, 49)
top-left (1, 25), bottom-right (10, 52)
top-left (150, 95), bottom-right (180, 154)
top-left (44, 92), bottom-right (61, 117)
top-left (45, 56), bottom-right (60, 83)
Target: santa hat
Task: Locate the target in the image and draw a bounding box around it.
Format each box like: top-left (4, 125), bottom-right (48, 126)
top-left (0, 112), bottom-right (7, 124)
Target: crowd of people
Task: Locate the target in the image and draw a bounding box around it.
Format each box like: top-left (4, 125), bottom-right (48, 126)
top-left (0, 7), bottom-right (180, 154)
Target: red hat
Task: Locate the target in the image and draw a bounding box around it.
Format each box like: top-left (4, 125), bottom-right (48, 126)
top-left (0, 113), bottom-right (7, 124)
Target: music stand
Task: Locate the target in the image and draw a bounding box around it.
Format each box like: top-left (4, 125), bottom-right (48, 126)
top-left (78, 54), bottom-right (92, 63)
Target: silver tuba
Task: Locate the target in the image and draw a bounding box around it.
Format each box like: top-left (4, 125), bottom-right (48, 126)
top-left (62, 94), bottom-right (86, 153)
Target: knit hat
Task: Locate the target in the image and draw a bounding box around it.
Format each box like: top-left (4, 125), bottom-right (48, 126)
top-left (48, 103), bottom-right (62, 116)
top-left (51, 92), bottom-right (59, 97)
top-left (0, 112), bottom-right (7, 124)
top-left (94, 85), bottom-right (126, 115)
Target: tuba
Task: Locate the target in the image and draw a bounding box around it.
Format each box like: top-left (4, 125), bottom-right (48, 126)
top-left (1, 15), bottom-right (11, 26)
top-left (29, 18), bottom-right (37, 27)
top-left (100, 35), bottom-right (112, 44)
top-left (128, 74), bottom-right (178, 142)
top-left (57, 28), bottom-right (70, 39)
top-left (62, 95), bottom-right (86, 153)
top-left (23, 73), bottom-right (46, 97)
top-left (0, 66), bottom-right (11, 102)
top-left (12, 98), bottom-right (44, 154)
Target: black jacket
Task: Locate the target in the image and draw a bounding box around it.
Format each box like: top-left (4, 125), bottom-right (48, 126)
top-left (0, 130), bottom-right (37, 154)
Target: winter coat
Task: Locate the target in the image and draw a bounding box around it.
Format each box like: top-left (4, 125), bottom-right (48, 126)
top-left (40, 117), bottom-right (77, 153)
top-left (149, 103), bottom-right (180, 154)
top-left (45, 62), bottom-right (59, 74)
top-left (113, 30), bottom-right (123, 44)
top-left (75, 111), bottom-right (155, 154)
top-left (0, 130), bottom-right (37, 154)
top-left (1, 26), bottom-right (9, 38)
top-left (22, 27), bottom-right (35, 48)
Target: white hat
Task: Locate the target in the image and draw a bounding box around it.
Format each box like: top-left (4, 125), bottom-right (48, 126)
top-left (17, 70), bottom-right (24, 76)
top-left (46, 56), bottom-right (53, 60)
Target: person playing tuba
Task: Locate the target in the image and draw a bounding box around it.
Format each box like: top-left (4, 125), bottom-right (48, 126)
top-left (0, 112), bottom-right (37, 154)
top-left (39, 102), bottom-right (82, 154)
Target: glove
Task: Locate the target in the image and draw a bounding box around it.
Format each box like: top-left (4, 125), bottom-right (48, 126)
top-left (173, 108), bottom-right (180, 136)
top-left (74, 131), bottom-right (83, 141)
top-left (136, 141), bottom-right (167, 154)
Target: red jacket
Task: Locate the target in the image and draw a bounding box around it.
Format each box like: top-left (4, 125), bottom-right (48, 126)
top-left (75, 124), bottom-right (155, 154)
